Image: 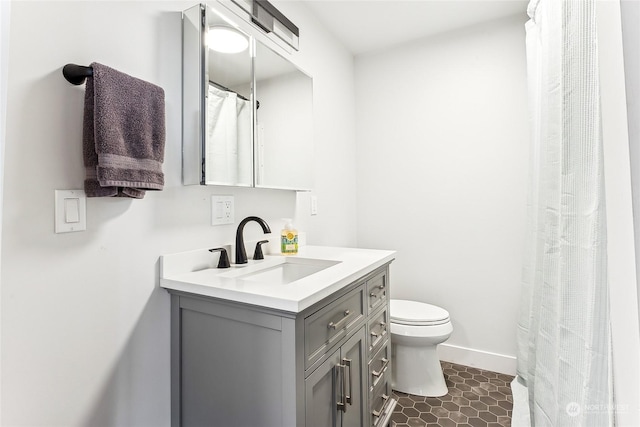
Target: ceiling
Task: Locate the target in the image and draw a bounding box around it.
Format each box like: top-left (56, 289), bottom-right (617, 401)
top-left (302, 0), bottom-right (529, 55)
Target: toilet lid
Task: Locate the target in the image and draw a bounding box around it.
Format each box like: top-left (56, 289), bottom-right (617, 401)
top-left (390, 299), bottom-right (450, 326)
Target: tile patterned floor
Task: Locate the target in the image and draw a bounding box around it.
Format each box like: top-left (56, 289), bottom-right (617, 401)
top-left (390, 361), bottom-right (515, 427)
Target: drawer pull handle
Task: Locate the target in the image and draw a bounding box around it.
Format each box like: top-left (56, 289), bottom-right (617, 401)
top-left (372, 394), bottom-right (390, 417)
top-left (371, 325), bottom-right (387, 349)
top-left (343, 358), bottom-right (353, 405)
top-left (336, 363), bottom-right (347, 412)
top-left (370, 284), bottom-right (386, 299)
top-left (372, 358), bottom-right (389, 377)
top-left (328, 310), bottom-right (352, 330)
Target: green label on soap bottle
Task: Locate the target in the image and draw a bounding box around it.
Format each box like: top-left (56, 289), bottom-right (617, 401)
top-left (281, 232), bottom-right (298, 254)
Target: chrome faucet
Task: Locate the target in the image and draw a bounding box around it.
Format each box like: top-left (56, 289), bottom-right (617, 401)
top-left (235, 216), bottom-right (271, 264)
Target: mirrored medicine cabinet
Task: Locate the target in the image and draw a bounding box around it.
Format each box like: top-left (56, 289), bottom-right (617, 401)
top-left (182, 2), bottom-right (314, 191)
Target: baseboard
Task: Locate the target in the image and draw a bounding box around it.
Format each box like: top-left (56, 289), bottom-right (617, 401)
top-left (437, 343), bottom-right (517, 375)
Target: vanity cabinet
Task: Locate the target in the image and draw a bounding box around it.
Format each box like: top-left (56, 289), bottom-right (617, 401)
top-left (168, 263), bottom-right (396, 427)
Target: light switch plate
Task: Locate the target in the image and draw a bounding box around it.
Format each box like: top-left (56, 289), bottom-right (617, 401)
top-left (310, 195), bottom-right (318, 216)
top-left (55, 190), bottom-right (87, 233)
top-left (211, 195), bottom-right (234, 226)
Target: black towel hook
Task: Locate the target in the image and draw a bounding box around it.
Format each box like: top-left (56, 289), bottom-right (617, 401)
top-left (63, 64), bottom-right (93, 85)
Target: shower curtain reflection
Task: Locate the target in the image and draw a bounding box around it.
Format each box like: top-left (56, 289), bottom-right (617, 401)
top-left (205, 84), bottom-right (252, 186)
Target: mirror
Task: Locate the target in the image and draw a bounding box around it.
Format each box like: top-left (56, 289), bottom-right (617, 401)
top-left (255, 40), bottom-right (313, 190)
top-left (182, 2), bottom-right (314, 190)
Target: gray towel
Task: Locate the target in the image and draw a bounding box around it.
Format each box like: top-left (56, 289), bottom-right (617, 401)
top-left (83, 62), bottom-right (165, 199)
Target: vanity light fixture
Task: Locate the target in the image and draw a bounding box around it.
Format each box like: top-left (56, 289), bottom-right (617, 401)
top-left (207, 26), bottom-right (249, 53)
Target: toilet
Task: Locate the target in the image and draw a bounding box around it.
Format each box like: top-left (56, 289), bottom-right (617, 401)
top-left (390, 299), bottom-right (453, 397)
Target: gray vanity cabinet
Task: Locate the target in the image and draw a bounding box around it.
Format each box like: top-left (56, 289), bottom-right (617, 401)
top-left (169, 263), bottom-right (394, 427)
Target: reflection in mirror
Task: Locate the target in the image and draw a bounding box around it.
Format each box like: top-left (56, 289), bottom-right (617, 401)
top-left (182, 2), bottom-right (313, 190)
top-left (255, 40), bottom-right (313, 190)
top-left (205, 7), bottom-right (253, 186)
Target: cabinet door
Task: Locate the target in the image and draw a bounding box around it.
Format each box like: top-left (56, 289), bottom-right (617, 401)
top-left (305, 327), bottom-right (367, 427)
top-left (340, 327), bottom-right (367, 427)
top-left (305, 348), bottom-right (340, 427)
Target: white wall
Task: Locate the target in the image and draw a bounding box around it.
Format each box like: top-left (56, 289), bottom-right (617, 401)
top-left (278, 1), bottom-right (359, 245)
top-left (0, 1), bottom-right (11, 422)
top-left (355, 15), bottom-right (529, 373)
top-left (598, 1), bottom-right (640, 424)
top-left (1, 1), bottom-right (356, 425)
top-left (621, 0), bottom-right (640, 328)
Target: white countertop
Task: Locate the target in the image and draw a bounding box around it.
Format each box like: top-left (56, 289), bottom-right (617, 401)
top-left (160, 246), bottom-right (396, 313)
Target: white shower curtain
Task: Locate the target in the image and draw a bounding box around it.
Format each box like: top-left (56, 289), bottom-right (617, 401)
top-left (517, 0), bottom-right (614, 426)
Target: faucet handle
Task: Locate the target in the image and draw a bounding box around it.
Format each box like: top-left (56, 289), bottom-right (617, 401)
top-left (253, 240), bottom-right (269, 260)
top-left (209, 248), bottom-right (230, 268)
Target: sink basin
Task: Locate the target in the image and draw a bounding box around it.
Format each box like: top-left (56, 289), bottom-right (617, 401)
top-left (235, 257), bottom-right (340, 285)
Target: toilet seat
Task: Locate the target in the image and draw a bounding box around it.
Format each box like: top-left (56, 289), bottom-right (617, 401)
top-left (390, 299), bottom-right (450, 326)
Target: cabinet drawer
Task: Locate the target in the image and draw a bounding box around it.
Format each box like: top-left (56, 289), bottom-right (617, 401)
top-left (367, 307), bottom-right (389, 357)
top-left (368, 343), bottom-right (390, 392)
top-left (304, 284), bottom-right (365, 370)
top-left (367, 271), bottom-right (388, 313)
top-left (369, 378), bottom-right (393, 427)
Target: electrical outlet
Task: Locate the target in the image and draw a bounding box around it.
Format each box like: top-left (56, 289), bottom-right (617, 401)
top-left (211, 195), bottom-right (234, 225)
top-left (224, 200), bottom-right (232, 220)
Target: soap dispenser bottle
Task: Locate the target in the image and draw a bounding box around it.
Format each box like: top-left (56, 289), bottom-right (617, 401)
top-left (280, 218), bottom-right (298, 255)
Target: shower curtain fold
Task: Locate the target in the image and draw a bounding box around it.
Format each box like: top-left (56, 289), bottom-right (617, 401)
top-left (517, 0), bottom-right (614, 425)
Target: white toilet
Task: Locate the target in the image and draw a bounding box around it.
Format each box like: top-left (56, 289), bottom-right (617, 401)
top-left (390, 299), bottom-right (453, 397)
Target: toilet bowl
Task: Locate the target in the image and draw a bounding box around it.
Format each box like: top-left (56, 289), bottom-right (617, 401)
top-left (390, 299), bottom-right (453, 397)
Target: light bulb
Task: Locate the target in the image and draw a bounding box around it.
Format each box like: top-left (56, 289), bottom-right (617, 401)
top-left (208, 27), bottom-right (249, 53)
